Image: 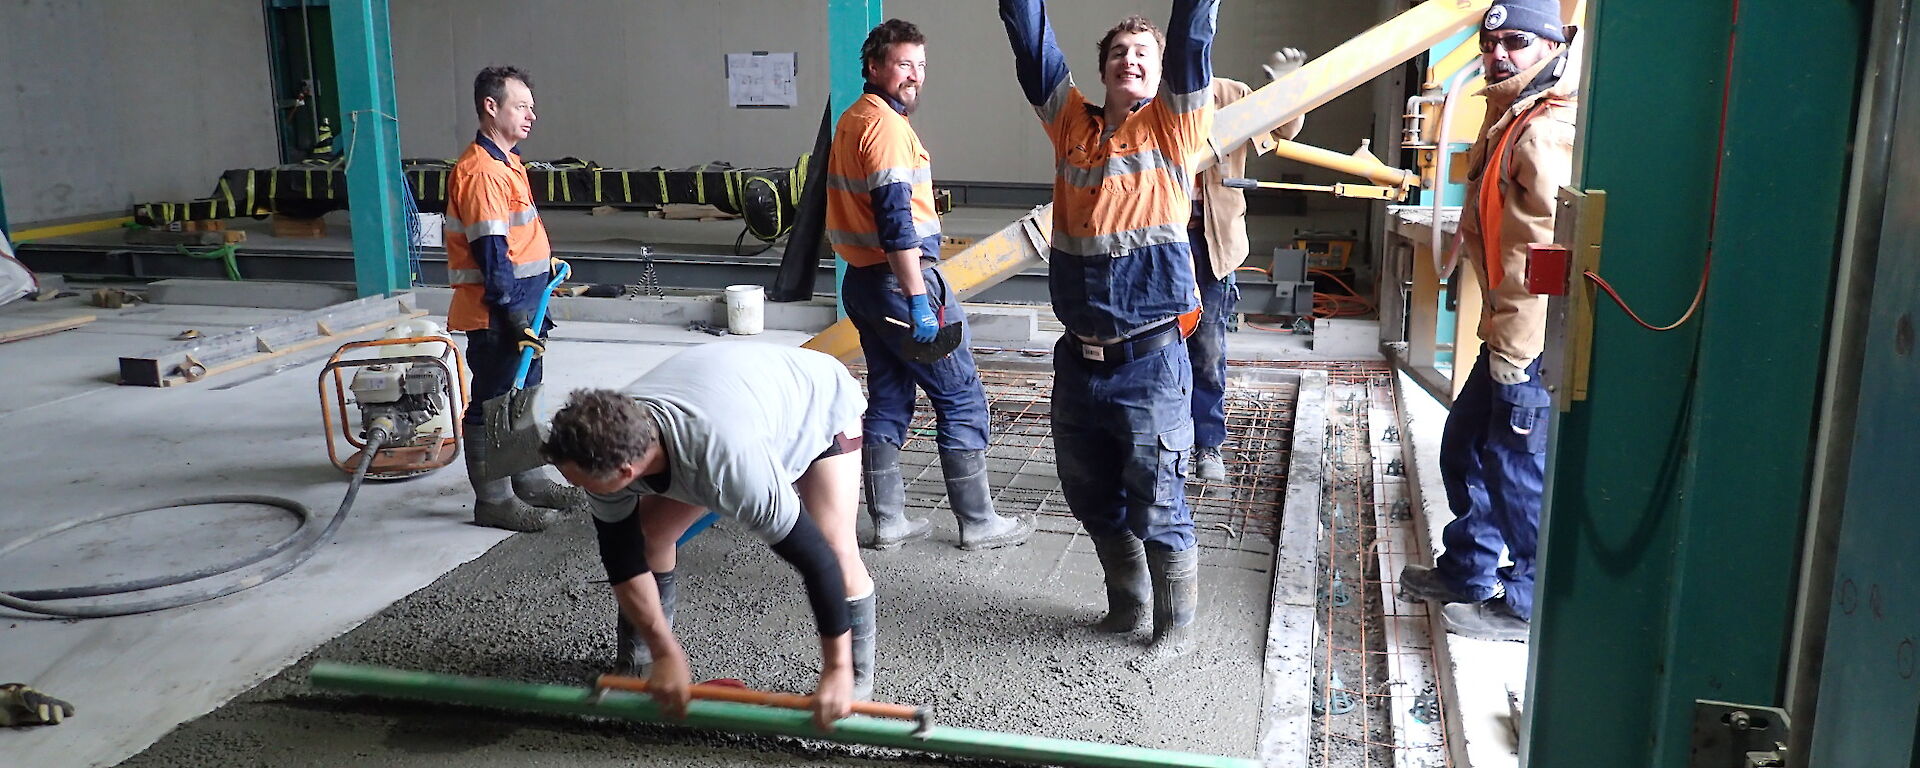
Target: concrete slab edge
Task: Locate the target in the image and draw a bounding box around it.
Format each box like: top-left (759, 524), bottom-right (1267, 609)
top-left (1392, 371), bottom-right (1477, 768)
top-left (1260, 369), bottom-right (1327, 768)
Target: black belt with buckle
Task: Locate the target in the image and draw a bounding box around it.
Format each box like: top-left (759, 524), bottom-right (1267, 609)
top-left (1069, 320), bottom-right (1180, 365)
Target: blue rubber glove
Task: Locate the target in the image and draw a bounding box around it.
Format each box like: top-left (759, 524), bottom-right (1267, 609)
top-left (908, 294), bottom-right (939, 343)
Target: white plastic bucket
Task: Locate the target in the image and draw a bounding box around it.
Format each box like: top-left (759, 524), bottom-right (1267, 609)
top-left (724, 284), bottom-right (765, 335)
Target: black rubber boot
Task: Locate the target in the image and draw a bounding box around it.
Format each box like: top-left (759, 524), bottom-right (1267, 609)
top-left (1138, 545), bottom-right (1199, 664)
top-left (862, 440), bottom-right (930, 550)
top-left (848, 592), bottom-right (878, 700)
top-left (941, 449), bottom-right (1032, 550)
top-left (463, 434), bottom-right (560, 532)
top-left (1090, 533), bottom-right (1150, 633)
top-left (614, 570), bottom-right (678, 675)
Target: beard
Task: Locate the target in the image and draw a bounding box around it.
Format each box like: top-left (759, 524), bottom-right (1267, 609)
top-left (894, 86), bottom-right (921, 116)
top-left (1487, 60), bottom-right (1521, 83)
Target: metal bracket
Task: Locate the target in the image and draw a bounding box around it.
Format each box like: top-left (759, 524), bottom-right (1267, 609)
top-left (1688, 700), bottom-right (1789, 768)
top-left (1551, 186), bottom-right (1605, 410)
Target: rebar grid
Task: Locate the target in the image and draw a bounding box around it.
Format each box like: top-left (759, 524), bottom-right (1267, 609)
top-left (853, 365), bottom-right (1296, 553)
top-left (1314, 369), bottom-right (1451, 768)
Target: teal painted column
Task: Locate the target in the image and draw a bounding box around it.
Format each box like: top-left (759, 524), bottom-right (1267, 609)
top-left (0, 172), bottom-right (11, 240)
top-left (330, 0), bottom-right (410, 297)
top-left (827, 0), bottom-right (882, 317)
top-left (1525, 1), bottom-right (1864, 767)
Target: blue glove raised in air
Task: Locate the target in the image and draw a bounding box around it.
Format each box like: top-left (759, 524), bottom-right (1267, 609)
top-left (908, 294), bottom-right (939, 343)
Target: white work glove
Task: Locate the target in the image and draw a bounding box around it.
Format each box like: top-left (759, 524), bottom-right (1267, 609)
top-left (1263, 48), bottom-right (1307, 81)
top-left (1489, 356), bottom-right (1531, 385)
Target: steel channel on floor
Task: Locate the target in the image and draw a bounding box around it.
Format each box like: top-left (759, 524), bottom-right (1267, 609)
top-left (1311, 365), bottom-right (1452, 767)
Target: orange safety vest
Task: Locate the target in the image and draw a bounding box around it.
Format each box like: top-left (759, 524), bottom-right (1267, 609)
top-left (1475, 98), bottom-right (1572, 289)
top-left (826, 94), bottom-right (941, 268)
top-left (444, 140), bottom-right (553, 331)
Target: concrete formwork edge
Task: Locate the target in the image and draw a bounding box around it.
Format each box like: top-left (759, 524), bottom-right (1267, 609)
top-left (1261, 369), bottom-right (1328, 767)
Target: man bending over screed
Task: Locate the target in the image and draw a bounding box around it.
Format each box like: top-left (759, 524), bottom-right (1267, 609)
top-left (543, 343), bottom-right (881, 729)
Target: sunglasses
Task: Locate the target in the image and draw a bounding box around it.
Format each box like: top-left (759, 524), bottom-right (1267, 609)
top-left (1479, 31), bottom-right (1539, 53)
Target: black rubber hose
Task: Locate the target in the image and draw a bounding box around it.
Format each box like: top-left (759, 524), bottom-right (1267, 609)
top-left (0, 430), bottom-right (387, 618)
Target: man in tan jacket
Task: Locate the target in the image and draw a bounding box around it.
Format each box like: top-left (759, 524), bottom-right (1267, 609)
top-left (1187, 49), bottom-right (1307, 481)
top-left (1398, 0), bottom-right (1576, 642)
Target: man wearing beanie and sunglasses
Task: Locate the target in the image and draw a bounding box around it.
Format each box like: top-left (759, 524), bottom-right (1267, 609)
top-left (1397, 0), bottom-right (1577, 642)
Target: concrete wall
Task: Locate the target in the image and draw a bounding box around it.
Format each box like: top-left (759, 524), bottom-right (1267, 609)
top-left (891, 0), bottom-right (1392, 186)
top-left (391, 0), bottom-right (832, 170)
top-left (0, 1), bottom-right (278, 226)
top-left (387, 1), bottom-right (1390, 186)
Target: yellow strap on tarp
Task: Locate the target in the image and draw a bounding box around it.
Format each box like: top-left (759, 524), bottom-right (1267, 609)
top-left (621, 171), bottom-right (632, 203)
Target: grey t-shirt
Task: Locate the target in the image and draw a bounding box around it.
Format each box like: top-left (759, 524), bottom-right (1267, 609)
top-left (584, 343), bottom-right (866, 543)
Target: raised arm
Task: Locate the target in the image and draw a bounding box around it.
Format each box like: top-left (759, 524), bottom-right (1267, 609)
top-left (1162, 0), bottom-right (1219, 98)
top-left (999, 0), bottom-right (1072, 115)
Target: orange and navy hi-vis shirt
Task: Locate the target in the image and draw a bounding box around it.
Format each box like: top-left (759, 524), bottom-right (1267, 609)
top-left (444, 133), bottom-right (554, 332)
top-left (826, 87), bottom-right (942, 268)
top-left (1001, 0), bottom-right (1216, 341)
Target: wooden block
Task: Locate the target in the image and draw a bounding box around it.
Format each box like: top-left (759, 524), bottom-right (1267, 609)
top-left (659, 203), bottom-right (733, 221)
top-left (0, 314), bottom-right (96, 343)
top-left (223, 230), bottom-right (247, 244)
top-left (271, 215), bottom-right (328, 238)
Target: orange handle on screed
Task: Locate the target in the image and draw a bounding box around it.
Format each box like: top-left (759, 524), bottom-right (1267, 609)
top-left (593, 674), bottom-right (927, 723)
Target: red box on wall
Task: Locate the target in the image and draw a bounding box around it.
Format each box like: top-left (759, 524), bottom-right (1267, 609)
top-left (1526, 243), bottom-right (1570, 296)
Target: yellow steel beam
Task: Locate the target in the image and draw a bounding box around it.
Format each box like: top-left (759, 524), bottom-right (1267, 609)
top-left (808, 0), bottom-right (1489, 361)
top-left (803, 205), bottom-right (1053, 361)
top-left (1207, 0), bottom-right (1492, 166)
top-left (13, 216), bottom-right (133, 241)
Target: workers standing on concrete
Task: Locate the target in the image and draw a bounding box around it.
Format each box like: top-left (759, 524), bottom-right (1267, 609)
top-left (999, 0), bottom-right (1216, 659)
top-left (446, 66), bottom-right (584, 532)
top-left (543, 343), bottom-right (882, 727)
top-left (1397, 0), bottom-right (1578, 642)
top-left (1186, 50), bottom-right (1309, 482)
top-left (827, 20), bottom-right (1033, 553)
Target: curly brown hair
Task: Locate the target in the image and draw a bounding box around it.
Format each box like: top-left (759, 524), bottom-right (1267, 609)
top-left (859, 18), bottom-right (926, 77)
top-left (542, 389), bottom-right (658, 478)
top-left (1097, 15), bottom-right (1165, 63)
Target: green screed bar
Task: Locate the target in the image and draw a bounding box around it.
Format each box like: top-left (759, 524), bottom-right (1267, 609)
top-left (310, 662), bottom-right (1255, 768)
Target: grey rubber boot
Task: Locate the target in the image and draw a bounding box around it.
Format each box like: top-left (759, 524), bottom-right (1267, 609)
top-left (1089, 533), bottom-right (1150, 633)
top-left (614, 570), bottom-right (679, 675)
top-left (940, 449), bottom-right (1033, 550)
top-left (1193, 447), bottom-right (1227, 482)
top-left (463, 434), bottom-right (560, 532)
top-left (848, 592), bottom-right (878, 700)
top-left (861, 440), bottom-right (931, 550)
top-left (512, 468), bottom-right (589, 513)
top-left (1143, 545), bottom-right (1200, 658)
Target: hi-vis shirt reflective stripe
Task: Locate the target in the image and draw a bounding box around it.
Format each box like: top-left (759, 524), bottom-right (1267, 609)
top-left (445, 138), bottom-right (553, 331)
top-left (826, 93), bottom-right (941, 268)
top-left (1037, 82), bottom-right (1212, 258)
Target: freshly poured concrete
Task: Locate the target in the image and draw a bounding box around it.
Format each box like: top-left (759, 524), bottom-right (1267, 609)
top-left (121, 515), bottom-right (1272, 766)
top-left (0, 292), bottom-right (809, 767)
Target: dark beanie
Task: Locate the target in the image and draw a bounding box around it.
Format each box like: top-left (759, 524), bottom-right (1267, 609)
top-left (1483, 0), bottom-right (1567, 43)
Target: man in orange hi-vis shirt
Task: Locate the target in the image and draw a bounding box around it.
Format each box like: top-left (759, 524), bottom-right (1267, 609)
top-left (828, 19), bottom-right (1032, 554)
top-left (1001, 0), bottom-right (1215, 661)
top-left (445, 66), bottom-right (584, 533)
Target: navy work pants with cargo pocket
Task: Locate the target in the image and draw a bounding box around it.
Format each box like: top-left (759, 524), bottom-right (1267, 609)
top-left (841, 262), bottom-right (990, 452)
top-left (1051, 334), bottom-right (1197, 552)
top-left (1436, 348), bottom-right (1551, 620)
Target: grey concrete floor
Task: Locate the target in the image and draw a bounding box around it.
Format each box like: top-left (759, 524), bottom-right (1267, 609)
top-left (120, 513), bottom-right (1272, 766)
top-left (0, 285), bottom-right (1318, 767)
